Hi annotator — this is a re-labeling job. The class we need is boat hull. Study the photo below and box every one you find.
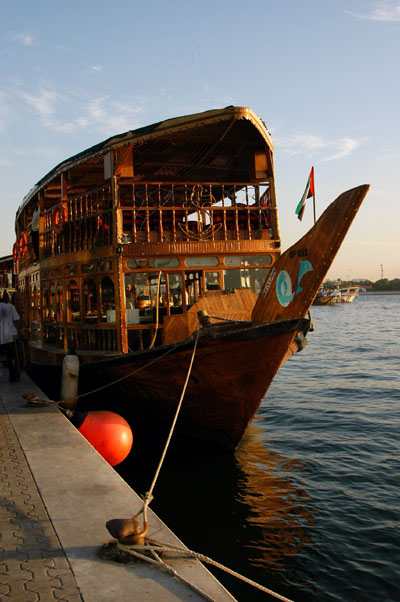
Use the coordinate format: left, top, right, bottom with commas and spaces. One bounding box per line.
312, 294, 340, 306
27, 318, 308, 450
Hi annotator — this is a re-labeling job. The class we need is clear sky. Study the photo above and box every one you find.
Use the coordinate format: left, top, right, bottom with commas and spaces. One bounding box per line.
1, 0, 399, 281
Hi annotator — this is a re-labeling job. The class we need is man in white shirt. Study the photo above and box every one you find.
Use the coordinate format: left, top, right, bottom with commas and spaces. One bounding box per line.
0, 292, 20, 382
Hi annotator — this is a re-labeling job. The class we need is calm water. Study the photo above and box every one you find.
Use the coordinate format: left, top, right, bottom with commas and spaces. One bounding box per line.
117, 295, 400, 601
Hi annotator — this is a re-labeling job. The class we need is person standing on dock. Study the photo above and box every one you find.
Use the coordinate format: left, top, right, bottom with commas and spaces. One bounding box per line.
0, 291, 20, 382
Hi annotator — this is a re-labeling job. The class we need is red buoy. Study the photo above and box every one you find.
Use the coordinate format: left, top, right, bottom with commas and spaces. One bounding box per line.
78, 411, 133, 466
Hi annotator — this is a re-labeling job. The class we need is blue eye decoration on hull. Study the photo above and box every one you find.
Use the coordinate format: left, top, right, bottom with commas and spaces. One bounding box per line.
296, 260, 313, 293
276, 259, 314, 307
276, 270, 294, 307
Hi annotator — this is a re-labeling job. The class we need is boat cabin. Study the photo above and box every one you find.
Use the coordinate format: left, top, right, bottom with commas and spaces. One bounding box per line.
13, 107, 281, 359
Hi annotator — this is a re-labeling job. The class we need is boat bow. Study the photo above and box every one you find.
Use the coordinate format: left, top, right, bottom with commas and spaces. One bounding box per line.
252, 184, 369, 324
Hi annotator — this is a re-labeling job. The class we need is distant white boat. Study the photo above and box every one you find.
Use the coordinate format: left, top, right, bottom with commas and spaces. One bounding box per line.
338, 286, 360, 303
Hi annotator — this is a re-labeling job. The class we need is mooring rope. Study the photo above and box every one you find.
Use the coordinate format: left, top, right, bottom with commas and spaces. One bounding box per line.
75, 340, 178, 402
117, 538, 294, 602
118, 543, 216, 602
24, 341, 181, 410
149, 270, 162, 349
208, 315, 248, 323
140, 327, 200, 525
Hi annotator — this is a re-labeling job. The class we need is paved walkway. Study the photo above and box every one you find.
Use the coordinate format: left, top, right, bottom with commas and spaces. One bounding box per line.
0, 365, 236, 602
0, 394, 82, 601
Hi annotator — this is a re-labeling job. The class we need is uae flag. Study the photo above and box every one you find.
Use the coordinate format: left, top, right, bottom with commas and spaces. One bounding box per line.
295, 167, 315, 221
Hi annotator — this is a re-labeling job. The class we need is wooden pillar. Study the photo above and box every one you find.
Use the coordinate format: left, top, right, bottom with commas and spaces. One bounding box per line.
112, 162, 128, 354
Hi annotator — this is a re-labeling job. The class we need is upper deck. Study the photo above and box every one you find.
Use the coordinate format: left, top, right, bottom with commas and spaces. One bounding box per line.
13, 107, 281, 355
15, 106, 279, 268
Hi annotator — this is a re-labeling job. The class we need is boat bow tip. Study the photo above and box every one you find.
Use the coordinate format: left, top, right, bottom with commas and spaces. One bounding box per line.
251, 184, 370, 325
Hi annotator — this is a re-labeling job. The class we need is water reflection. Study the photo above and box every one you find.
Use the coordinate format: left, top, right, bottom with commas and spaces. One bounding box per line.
117, 421, 314, 600
235, 423, 314, 575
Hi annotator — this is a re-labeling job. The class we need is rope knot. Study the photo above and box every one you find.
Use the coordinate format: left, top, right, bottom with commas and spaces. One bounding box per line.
142, 491, 154, 507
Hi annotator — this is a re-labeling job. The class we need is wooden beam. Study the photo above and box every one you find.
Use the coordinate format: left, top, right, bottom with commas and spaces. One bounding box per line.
114, 144, 134, 177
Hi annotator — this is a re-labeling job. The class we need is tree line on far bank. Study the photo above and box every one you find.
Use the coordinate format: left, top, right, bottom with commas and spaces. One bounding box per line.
324, 278, 400, 292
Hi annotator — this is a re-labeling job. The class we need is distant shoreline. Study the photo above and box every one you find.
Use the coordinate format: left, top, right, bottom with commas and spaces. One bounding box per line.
360, 291, 400, 295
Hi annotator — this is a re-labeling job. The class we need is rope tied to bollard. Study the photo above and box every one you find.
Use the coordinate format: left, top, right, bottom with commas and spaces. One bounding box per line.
114, 538, 294, 602
102, 327, 294, 601
106, 327, 200, 545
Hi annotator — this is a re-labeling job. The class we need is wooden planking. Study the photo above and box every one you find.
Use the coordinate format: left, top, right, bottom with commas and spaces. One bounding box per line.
78, 323, 301, 449
163, 289, 257, 344
189, 289, 257, 317
163, 313, 190, 345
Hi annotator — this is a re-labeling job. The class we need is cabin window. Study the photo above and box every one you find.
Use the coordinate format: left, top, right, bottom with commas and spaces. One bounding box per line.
50, 283, 57, 320
30, 286, 35, 312
34, 284, 40, 321
136, 272, 153, 317
150, 272, 168, 312
224, 255, 272, 266
168, 273, 183, 311
82, 263, 96, 274
152, 257, 180, 268
83, 278, 98, 323
124, 272, 169, 322
101, 276, 116, 323
67, 279, 81, 322
125, 275, 135, 308
56, 284, 63, 321
185, 257, 219, 268
30, 284, 40, 322
205, 272, 221, 290
124, 273, 150, 315
223, 268, 270, 294
35, 285, 40, 311
42, 286, 50, 320
65, 265, 78, 276
126, 257, 179, 269
99, 260, 112, 272
124, 274, 140, 324
30, 318, 41, 342
126, 259, 148, 270
185, 271, 202, 306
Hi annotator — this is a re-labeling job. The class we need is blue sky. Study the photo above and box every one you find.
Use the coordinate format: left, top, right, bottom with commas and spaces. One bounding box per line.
1, 0, 399, 281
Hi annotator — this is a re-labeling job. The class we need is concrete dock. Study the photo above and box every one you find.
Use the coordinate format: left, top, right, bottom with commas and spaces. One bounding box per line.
0, 368, 236, 601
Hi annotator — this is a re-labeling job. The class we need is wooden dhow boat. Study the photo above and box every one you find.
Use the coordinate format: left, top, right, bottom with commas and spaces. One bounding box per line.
13, 106, 369, 449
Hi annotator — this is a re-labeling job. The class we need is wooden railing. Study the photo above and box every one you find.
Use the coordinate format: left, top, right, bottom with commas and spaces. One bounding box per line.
16, 182, 275, 267
42, 324, 64, 348
118, 182, 275, 243
42, 323, 118, 352
42, 185, 113, 257
66, 326, 118, 352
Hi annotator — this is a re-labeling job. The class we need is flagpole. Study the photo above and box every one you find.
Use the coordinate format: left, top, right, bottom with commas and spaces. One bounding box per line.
295, 167, 316, 222
312, 166, 316, 224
